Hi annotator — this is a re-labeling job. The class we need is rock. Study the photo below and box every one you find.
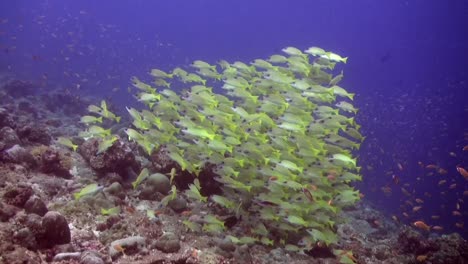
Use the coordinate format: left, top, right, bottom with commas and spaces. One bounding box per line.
154, 232, 180, 253
13, 227, 37, 250
54, 243, 75, 254
1, 79, 35, 98
3, 185, 34, 207
24, 196, 48, 216
18, 100, 35, 113
30, 146, 72, 178
17, 125, 51, 145
0, 126, 21, 151
168, 197, 187, 213
0, 201, 18, 221
42, 211, 71, 245
147, 173, 171, 194
80, 138, 140, 178
17, 212, 45, 248
109, 236, 146, 260
218, 237, 236, 252
139, 186, 160, 201
52, 252, 81, 262
103, 182, 124, 199
233, 245, 252, 263
0, 107, 16, 128
0, 144, 35, 165
0, 246, 41, 263
80, 251, 105, 264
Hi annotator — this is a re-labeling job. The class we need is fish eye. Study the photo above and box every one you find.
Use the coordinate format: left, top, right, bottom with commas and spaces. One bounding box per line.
319, 120, 325, 123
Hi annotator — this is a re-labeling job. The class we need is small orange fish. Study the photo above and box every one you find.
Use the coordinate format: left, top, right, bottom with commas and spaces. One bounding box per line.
415, 198, 424, 204
413, 221, 430, 231
154, 210, 164, 216
432, 226, 444, 231
191, 248, 199, 259
438, 180, 447, 186
437, 168, 448, 175
426, 164, 438, 169
113, 244, 126, 256
456, 166, 468, 179
125, 206, 136, 214
412, 206, 423, 212
401, 188, 411, 196
463, 190, 468, 196
397, 163, 404, 171
431, 215, 440, 220
181, 210, 192, 216
269, 176, 278, 181
402, 212, 409, 218
455, 222, 464, 229
416, 255, 428, 262
392, 174, 399, 185
452, 210, 462, 216
381, 186, 392, 195
372, 219, 381, 227
449, 183, 457, 189
463, 145, 468, 151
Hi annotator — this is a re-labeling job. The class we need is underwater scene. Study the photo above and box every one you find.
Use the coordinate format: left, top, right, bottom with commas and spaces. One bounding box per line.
0, 1, 467, 263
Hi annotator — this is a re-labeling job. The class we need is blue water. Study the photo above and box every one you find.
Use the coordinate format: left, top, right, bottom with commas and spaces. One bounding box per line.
1, 0, 467, 237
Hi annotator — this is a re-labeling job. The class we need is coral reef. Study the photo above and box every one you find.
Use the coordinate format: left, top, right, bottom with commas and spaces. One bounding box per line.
0, 47, 466, 264
79, 137, 140, 177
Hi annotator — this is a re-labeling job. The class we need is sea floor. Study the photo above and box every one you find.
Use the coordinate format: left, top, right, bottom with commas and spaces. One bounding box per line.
0, 78, 466, 264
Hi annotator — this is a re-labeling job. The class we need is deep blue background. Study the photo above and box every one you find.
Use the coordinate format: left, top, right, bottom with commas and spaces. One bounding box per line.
1, 0, 467, 236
